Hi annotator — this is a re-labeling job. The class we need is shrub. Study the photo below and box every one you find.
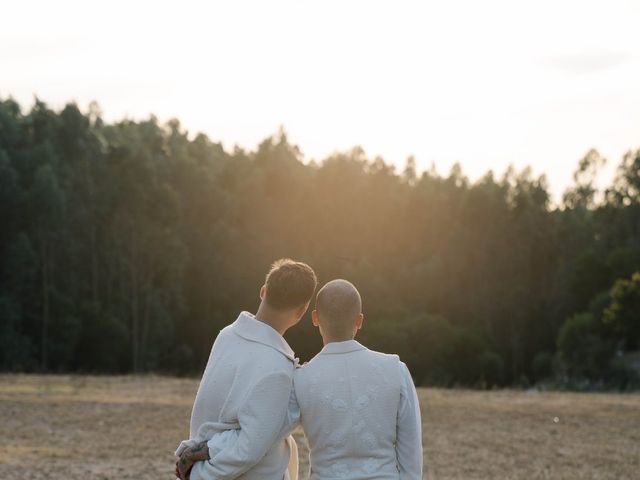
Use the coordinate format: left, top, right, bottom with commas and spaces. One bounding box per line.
557, 312, 613, 380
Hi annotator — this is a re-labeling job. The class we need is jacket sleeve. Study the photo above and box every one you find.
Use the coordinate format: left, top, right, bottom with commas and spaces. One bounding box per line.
396, 361, 423, 479
194, 371, 293, 480
280, 384, 301, 437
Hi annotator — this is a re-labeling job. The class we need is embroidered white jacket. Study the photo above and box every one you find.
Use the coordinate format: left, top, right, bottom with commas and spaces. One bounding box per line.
292, 340, 423, 480
186, 311, 298, 480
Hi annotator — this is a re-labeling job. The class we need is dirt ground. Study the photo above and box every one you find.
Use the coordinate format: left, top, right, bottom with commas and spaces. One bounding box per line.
0, 374, 638, 480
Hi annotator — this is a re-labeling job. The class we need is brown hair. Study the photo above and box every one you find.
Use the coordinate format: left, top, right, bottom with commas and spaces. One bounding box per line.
264, 258, 317, 310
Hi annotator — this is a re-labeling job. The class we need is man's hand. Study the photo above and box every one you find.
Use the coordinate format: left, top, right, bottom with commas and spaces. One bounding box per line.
176, 441, 209, 480
176, 455, 192, 480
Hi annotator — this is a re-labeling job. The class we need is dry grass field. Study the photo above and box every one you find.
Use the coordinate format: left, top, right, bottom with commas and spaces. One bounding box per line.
0, 374, 638, 480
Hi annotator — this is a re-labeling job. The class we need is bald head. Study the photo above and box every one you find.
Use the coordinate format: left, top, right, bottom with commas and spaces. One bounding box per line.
315, 279, 362, 339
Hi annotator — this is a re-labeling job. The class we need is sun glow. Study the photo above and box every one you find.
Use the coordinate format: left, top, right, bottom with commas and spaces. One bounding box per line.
2, 0, 639, 199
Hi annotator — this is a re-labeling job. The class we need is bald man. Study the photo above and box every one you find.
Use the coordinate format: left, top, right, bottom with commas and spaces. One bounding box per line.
292, 279, 423, 480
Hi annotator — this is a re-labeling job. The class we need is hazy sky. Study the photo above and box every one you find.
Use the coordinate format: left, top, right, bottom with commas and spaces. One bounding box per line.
2, 0, 639, 199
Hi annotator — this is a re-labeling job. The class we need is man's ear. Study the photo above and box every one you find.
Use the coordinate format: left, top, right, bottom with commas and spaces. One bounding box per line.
311, 310, 320, 327
355, 313, 364, 330
259, 285, 266, 300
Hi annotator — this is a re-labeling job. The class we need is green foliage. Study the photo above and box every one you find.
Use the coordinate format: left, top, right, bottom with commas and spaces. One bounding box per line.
73, 307, 129, 372
532, 351, 553, 381
569, 251, 611, 311
0, 97, 639, 388
557, 313, 613, 380
607, 149, 640, 205
607, 247, 640, 280
603, 272, 640, 350
607, 354, 640, 390
562, 149, 606, 210
0, 296, 36, 371
361, 312, 501, 387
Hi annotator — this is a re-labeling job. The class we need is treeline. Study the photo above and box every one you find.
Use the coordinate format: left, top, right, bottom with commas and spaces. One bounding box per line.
0, 98, 639, 389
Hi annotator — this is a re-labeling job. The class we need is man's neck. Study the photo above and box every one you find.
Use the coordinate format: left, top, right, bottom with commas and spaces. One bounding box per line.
254, 303, 291, 336
322, 336, 355, 346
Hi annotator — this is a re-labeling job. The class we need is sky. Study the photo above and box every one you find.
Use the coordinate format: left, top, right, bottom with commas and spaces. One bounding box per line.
1, 0, 639, 200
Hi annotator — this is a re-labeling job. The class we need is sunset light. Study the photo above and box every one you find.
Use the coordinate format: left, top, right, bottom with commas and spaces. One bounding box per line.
3, 0, 639, 198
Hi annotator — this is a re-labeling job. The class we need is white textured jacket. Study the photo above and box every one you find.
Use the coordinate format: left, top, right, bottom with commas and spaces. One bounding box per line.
293, 340, 423, 480
187, 311, 298, 480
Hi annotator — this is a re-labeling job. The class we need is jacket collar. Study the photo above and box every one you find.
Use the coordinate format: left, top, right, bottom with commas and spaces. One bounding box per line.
232, 311, 296, 361
319, 339, 367, 355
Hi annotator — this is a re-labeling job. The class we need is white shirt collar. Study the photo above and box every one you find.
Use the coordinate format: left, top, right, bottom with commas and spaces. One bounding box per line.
319, 339, 367, 355
232, 311, 296, 361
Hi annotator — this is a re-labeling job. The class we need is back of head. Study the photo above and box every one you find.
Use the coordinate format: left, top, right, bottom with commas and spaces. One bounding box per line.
315, 279, 362, 337
264, 258, 318, 311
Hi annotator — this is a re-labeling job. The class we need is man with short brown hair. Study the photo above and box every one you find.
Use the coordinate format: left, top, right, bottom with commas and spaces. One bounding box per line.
263, 258, 318, 311
176, 258, 317, 480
